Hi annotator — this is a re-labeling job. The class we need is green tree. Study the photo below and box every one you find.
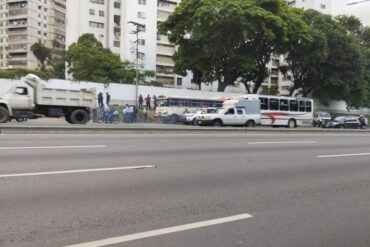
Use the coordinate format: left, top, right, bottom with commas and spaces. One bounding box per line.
160, 0, 310, 92
66, 34, 155, 84
31, 42, 51, 71
282, 10, 369, 108
240, 0, 311, 93
160, 0, 256, 92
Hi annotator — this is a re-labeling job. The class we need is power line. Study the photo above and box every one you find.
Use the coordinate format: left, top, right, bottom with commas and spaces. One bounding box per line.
347, 0, 370, 5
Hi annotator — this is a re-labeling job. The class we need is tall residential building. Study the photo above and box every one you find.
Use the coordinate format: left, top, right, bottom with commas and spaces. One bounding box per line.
0, 0, 66, 70
66, 0, 185, 88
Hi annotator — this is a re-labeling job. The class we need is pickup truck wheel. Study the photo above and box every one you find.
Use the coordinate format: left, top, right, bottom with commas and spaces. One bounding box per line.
213, 119, 222, 127
246, 120, 255, 128
69, 109, 89, 124
0, 106, 10, 123
192, 118, 198, 125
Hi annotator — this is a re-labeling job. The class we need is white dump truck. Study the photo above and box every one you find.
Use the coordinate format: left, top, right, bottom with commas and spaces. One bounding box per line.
0, 74, 96, 124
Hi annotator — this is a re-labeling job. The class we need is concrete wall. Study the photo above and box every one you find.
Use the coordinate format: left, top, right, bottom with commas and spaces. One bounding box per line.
1, 77, 368, 114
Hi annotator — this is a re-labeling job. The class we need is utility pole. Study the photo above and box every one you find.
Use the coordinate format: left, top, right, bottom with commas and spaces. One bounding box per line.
128, 21, 145, 107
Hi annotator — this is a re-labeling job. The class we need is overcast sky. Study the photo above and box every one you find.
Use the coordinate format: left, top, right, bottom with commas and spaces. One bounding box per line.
333, 0, 370, 25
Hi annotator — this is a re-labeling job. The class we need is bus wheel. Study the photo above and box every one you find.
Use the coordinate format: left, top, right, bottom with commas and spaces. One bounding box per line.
213, 119, 223, 127
287, 119, 296, 128
246, 120, 255, 128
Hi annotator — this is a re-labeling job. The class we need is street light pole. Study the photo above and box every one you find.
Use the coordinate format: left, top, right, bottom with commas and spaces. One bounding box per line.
128, 21, 145, 107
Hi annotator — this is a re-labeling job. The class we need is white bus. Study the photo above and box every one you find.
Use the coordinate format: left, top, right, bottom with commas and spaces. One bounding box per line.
241, 94, 313, 128
156, 96, 225, 123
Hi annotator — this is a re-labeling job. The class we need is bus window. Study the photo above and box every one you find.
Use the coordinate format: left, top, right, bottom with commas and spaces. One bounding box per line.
158, 99, 168, 107
299, 101, 305, 112
260, 97, 268, 110
305, 101, 312, 112
180, 100, 190, 107
169, 99, 179, 106
280, 99, 289, 111
191, 100, 201, 107
269, 98, 279, 111
216, 103, 223, 108
290, 100, 298, 111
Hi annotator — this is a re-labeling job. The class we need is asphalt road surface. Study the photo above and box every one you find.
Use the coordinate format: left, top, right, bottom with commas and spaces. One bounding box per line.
1, 132, 370, 247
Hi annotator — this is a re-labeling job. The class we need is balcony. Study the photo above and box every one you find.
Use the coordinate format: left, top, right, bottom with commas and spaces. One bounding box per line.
8, 19, 28, 28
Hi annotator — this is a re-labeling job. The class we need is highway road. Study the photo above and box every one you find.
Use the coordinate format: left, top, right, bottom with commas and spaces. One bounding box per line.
1, 132, 370, 247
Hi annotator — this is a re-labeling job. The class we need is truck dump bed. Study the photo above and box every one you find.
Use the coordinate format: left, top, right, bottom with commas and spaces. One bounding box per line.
24, 74, 96, 108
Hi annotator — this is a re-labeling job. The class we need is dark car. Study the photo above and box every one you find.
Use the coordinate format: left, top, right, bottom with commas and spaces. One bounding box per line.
322, 116, 360, 129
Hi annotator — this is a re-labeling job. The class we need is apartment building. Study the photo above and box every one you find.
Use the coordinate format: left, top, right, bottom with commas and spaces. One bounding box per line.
0, 0, 66, 70
66, 0, 185, 88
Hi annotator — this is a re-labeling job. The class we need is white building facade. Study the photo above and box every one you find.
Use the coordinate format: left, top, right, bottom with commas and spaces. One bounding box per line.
66, 0, 190, 88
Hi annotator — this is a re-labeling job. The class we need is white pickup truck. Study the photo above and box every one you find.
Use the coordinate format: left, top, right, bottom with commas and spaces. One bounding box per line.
196, 99, 261, 127
0, 74, 96, 124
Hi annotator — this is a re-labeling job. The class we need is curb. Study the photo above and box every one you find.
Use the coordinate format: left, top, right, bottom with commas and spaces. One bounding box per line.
1, 126, 369, 134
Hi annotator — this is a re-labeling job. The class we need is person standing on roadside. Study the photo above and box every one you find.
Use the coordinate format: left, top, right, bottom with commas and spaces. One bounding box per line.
153, 95, 158, 111
139, 94, 143, 109
145, 94, 151, 110
98, 92, 103, 108
133, 106, 138, 123
106, 92, 111, 106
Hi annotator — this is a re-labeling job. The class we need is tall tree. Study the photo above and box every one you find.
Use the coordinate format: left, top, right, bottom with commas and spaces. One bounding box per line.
282, 10, 369, 108
160, 0, 256, 92
31, 42, 51, 71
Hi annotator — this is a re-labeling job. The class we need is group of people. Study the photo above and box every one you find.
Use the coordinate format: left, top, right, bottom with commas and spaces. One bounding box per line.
92, 92, 156, 124
138, 94, 158, 110
122, 105, 139, 123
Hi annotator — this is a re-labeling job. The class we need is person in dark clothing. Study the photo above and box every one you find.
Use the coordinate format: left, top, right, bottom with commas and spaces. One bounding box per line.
145, 94, 151, 110
153, 95, 158, 110
139, 94, 144, 109
98, 92, 103, 108
106, 92, 111, 106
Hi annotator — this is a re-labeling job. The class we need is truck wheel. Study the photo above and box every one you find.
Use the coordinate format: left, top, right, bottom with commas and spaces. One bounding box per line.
69, 109, 89, 124
213, 119, 222, 127
0, 106, 10, 123
246, 120, 255, 128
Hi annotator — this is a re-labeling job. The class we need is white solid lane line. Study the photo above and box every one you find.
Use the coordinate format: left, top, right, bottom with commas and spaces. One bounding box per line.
0, 145, 106, 150
317, 153, 370, 158
64, 213, 253, 247
0, 165, 155, 178
248, 141, 317, 145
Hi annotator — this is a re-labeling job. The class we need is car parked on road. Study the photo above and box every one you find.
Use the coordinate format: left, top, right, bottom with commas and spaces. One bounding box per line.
312, 111, 331, 127
183, 108, 218, 125
322, 116, 360, 129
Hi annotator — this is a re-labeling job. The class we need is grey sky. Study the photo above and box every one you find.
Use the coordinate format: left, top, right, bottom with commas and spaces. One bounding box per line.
333, 0, 370, 25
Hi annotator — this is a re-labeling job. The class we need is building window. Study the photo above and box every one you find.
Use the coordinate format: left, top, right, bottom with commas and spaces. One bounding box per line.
90, 0, 104, 4
138, 39, 145, 46
177, 78, 182, 86
138, 52, 145, 60
114, 2, 121, 9
114, 41, 120, 47
89, 21, 104, 28
99, 10, 104, 17
320, 4, 326, 9
89, 9, 95, 15
138, 11, 146, 19
138, 0, 146, 5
